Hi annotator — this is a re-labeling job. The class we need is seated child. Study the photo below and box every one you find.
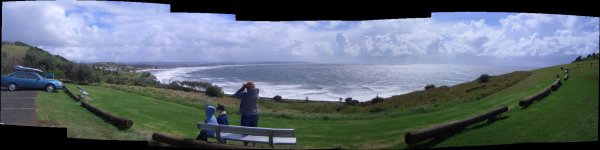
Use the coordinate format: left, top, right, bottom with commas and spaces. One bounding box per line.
216, 104, 229, 125
196, 105, 218, 141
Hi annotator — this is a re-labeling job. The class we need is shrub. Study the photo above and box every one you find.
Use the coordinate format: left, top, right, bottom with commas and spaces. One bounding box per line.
273, 95, 282, 101
370, 96, 385, 105
477, 74, 491, 83
206, 85, 224, 97
106, 77, 114, 84
345, 97, 353, 104
424, 84, 436, 90
369, 107, 384, 113
114, 77, 128, 85
572, 56, 582, 63
345, 97, 359, 105
180, 81, 213, 90
159, 81, 196, 92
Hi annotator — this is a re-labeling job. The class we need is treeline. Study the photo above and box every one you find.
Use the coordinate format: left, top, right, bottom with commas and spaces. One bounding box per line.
156, 80, 224, 97
2, 41, 225, 97
572, 52, 599, 63
1, 44, 99, 84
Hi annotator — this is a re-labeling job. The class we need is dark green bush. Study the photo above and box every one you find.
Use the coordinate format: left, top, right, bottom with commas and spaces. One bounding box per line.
478, 74, 491, 83
273, 95, 282, 101
424, 84, 436, 90
370, 96, 385, 105
345, 97, 359, 105
206, 85, 224, 97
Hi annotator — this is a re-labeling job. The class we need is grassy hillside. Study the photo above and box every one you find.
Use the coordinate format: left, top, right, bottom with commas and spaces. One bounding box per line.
2, 43, 75, 80
1, 45, 29, 74
35, 60, 598, 148
36, 90, 150, 141
99, 70, 531, 116
1, 42, 157, 85
430, 59, 598, 148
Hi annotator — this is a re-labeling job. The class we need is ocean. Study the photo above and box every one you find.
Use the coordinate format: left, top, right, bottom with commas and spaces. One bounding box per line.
140, 64, 534, 102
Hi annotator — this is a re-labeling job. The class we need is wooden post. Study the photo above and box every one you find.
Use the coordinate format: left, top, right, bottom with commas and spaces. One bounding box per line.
269, 131, 274, 148
216, 126, 223, 143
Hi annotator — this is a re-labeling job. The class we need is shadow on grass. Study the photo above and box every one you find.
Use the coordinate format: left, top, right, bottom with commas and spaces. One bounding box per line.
405, 116, 510, 149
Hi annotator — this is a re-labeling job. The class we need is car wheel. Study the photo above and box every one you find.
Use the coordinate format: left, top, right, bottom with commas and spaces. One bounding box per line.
46, 84, 55, 93
8, 83, 17, 91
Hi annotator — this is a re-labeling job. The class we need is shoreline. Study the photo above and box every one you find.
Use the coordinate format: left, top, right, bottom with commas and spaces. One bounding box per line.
144, 64, 535, 102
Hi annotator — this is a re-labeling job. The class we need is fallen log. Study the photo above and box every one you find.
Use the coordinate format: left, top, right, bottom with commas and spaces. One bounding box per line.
519, 88, 551, 107
405, 106, 508, 145
81, 102, 133, 130
550, 78, 562, 91
152, 132, 254, 149
63, 86, 81, 101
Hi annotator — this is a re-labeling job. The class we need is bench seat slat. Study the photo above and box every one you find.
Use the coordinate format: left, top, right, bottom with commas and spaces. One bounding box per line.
197, 123, 297, 145
273, 137, 296, 144
220, 133, 296, 144
271, 129, 295, 137
220, 125, 272, 136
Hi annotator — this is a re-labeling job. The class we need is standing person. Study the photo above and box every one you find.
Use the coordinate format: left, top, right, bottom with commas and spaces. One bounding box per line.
234, 81, 260, 127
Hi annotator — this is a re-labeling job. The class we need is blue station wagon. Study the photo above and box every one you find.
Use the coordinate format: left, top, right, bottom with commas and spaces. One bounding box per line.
1, 66, 63, 92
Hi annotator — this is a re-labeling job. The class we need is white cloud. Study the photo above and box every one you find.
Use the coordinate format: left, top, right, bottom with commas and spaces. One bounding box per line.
2, 1, 599, 65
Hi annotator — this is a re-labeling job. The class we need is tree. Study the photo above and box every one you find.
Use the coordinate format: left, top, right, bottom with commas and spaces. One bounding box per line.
572, 56, 582, 63
76, 64, 93, 84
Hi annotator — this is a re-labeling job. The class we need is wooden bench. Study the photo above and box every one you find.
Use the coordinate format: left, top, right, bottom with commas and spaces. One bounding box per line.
197, 123, 296, 148
76, 85, 90, 100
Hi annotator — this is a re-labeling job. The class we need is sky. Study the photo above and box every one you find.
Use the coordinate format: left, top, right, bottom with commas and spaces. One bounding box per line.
2, 1, 599, 67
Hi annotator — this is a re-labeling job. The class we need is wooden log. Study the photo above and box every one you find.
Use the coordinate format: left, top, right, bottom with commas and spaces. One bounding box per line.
81, 102, 133, 130
550, 78, 562, 91
519, 88, 551, 107
63, 86, 81, 102
152, 132, 254, 149
405, 106, 508, 145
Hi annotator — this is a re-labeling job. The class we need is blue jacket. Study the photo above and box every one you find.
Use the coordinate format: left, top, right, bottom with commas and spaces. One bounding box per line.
217, 112, 229, 125
203, 105, 218, 137
234, 88, 260, 115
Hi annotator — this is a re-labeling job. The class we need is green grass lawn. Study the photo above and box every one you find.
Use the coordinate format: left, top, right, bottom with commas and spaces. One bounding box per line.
431, 60, 599, 148
36, 60, 598, 149
36, 89, 150, 141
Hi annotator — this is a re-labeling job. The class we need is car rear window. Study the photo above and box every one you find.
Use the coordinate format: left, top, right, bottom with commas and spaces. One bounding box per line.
15, 73, 28, 78
26, 73, 39, 79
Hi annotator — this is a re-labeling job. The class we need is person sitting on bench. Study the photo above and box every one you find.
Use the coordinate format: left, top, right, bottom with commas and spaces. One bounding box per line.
196, 105, 218, 141
216, 104, 229, 125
